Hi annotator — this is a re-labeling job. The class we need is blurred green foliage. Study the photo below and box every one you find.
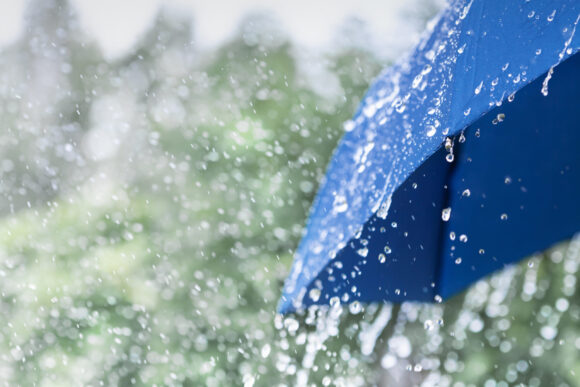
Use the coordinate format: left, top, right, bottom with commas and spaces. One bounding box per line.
0, 1, 579, 386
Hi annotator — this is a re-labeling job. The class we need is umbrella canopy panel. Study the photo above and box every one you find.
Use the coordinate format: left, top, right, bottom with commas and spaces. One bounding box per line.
280, 0, 580, 313
279, 52, 580, 313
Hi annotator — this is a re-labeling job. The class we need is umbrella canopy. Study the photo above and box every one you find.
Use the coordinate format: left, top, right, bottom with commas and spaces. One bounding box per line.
279, 0, 580, 313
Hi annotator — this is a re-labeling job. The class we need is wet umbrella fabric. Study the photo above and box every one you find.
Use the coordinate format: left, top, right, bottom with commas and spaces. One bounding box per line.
279, 0, 580, 313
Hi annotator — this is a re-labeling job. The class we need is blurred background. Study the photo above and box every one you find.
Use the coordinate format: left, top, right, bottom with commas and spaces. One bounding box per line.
1, 0, 579, 386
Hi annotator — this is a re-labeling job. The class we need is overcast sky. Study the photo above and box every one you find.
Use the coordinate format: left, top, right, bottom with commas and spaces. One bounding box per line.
0, 0, 437, 59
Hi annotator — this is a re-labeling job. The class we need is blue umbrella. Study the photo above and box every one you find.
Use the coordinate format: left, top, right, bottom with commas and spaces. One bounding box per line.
279, 0, 580, 313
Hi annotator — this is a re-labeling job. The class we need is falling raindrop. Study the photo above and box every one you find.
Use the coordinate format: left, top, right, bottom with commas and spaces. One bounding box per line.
357, 247, 369, 257
349, 301, 362, 314
378, 254, 386, 264
309, 288, 321, 302
329, 296, 341, 308
442, 207, 452, 221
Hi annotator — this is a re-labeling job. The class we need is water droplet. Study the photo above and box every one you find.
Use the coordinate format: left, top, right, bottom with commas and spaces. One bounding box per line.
441, 207, 452, 221
458, 132, 466, 143
444, 137, 453, 151
309, 288, 321, 302
378, 254, 386, 264
333, 194, 348, 213
356, 247, 369, 257
384, 246, 392, 254
391, 222, 398, 228
426, 126, 437, 137
547, 9, 556, 22
376, 196, 392, 219
508, 92, 516, 102
459, 234, 468, 243
474, 81, 483, 95
284, 317, 299, 333
500, 213, 508, 220
475, 128, 481, 137
455, 257, 462, 264
535, 48, 542, 56
424, 320, 435, 331
349, 301, 362, 314
479, 249, 485, 255
412, 182, 418, 189
394, 289, 401, 295
446, 153, 454, 163
528, 261, 534, 268
449, 231, 456, 240
434, 295, 443, 303
329, 297, 341, 308
462, 189, 471, 197
504, 176, 512, 184
343, 120, 356, 132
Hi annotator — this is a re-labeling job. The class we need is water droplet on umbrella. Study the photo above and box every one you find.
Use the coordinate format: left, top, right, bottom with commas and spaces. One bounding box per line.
378, 254, 386, 263
449, 231, 456, 240
474, 81, 483, 95
462, 189, 471, 197
329, 297, 340, 308
333, 194, 348, 213
455, 257, 462, 264
343, 120, 356, 132
446, 153, 454, 163
426, 126, 437, 137
504, 176, 512, 184
501, 213, 508, 220
384, 246, 392, 254
479, 249, 485, 255
442, 207, 452, 221
459, 234, 468, 242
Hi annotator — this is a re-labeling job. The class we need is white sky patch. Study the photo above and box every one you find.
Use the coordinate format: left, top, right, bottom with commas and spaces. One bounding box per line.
0, 0, 425, 59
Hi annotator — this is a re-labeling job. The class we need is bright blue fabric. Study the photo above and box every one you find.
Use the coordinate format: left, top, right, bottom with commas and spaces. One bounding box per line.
280, 0, 580, 313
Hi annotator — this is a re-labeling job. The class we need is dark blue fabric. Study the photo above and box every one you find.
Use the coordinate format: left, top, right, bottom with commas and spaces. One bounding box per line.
280, 0, 580, 313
